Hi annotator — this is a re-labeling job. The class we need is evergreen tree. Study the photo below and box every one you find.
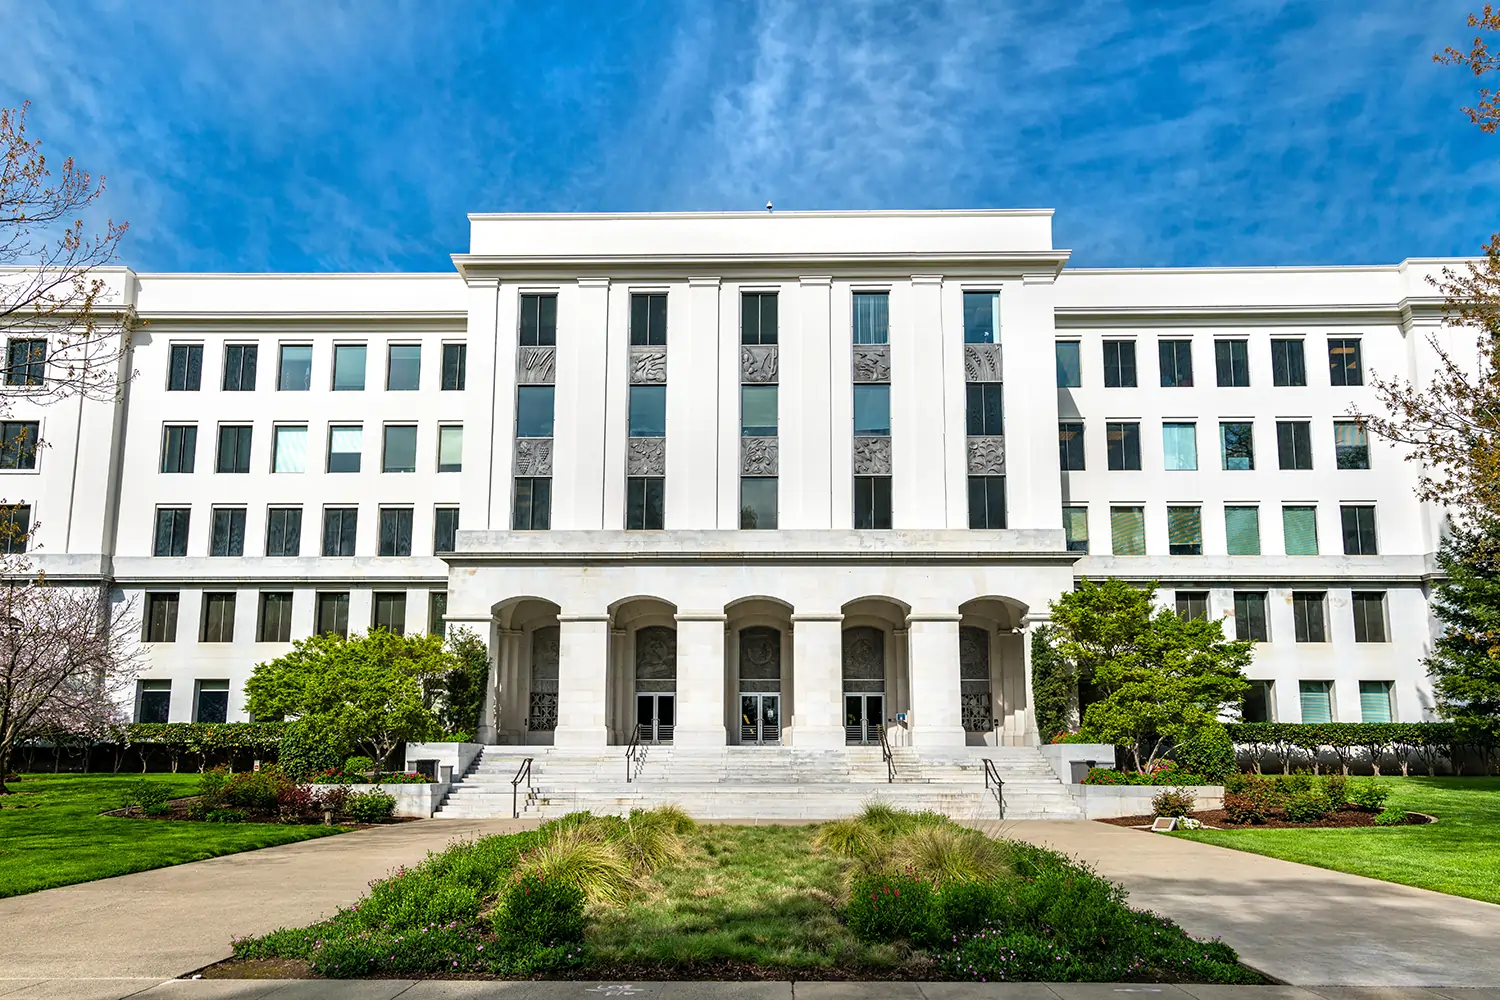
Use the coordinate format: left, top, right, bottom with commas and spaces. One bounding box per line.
1427, 521, 1500, 741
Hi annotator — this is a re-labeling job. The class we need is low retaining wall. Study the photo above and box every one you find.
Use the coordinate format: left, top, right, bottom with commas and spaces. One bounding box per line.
313, 782, 443, 819
1072, 784, 1225, 819
1038, 743, 1118, 784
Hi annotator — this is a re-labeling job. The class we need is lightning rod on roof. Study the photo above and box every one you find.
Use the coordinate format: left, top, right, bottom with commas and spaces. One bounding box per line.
766, 201, 773, 213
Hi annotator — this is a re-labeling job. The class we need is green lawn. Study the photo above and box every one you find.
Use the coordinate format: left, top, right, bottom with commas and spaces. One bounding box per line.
0, 773, 344, 898
1177, 776, 1500, 904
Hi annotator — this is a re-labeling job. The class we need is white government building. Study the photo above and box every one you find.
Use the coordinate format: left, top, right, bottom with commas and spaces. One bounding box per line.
3, 210, 1458, 758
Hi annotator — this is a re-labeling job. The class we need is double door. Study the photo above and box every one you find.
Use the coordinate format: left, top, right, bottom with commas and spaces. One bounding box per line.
845, 693, 884, 745
636, 693, 675, 744
740, 693, 781, 745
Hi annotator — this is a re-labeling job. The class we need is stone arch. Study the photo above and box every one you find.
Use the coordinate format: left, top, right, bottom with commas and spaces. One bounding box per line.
959, 595, 1031, 746
724, 596, 794, 745
609, 596, 678, 744
839, 596, 907, 745
490, 597, 562, 745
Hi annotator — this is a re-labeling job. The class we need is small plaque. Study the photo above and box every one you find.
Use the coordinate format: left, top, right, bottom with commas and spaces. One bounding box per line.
1150, 816, 1178, 832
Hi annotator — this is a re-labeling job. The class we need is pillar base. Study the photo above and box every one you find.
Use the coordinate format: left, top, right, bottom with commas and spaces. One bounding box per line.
789, 724, 846, 750
912, 725, 968, 748
553, 725, 609, 748
476, 724, 497, 745
671, 724, 727, 748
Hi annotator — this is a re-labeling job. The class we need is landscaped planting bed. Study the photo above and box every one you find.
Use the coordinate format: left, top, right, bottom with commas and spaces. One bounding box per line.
1097, 773, 1432, 829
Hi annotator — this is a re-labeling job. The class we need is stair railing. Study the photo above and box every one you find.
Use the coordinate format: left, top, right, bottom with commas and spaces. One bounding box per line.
878, 724, 896, 783
511, 757, 533, 820
982, 758, 1004, 819
625, 725, 647, 783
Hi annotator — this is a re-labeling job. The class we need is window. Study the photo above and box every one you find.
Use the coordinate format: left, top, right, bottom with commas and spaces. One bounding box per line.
1272, 339, 1306, 386
153, 508, 190, 557
144, 595, 179, 643
626, 477, 664, 530
0, 504, 30, 554
1292, 593, 1328, 643
1329, 338, 1363, 386
854, 384, 892, 436
965, 384, 1002, 436
258, 592, 293, 642
1110, 506, 1146, 555
379, 508, 414, 556
136, 680, 172, 723
437, 425, 463, 473
1220, 422, 1254, 470
740, 478, 777, 529
272, 425, 307, 473
222, 344, 257, 391
1058, 422, 1085, 471
168, 344, 202, 391
1215, 339, 1250, 387
962, 291, 1000, 344
852, 292, 889, 344
1063, 507, 1089, 553
1225, 506, 1261, 555
265, 507, 302, 557
387, 344, 421, 390
855, 476, 893, 529
513, 478, 552, 530
516, 386, 555, 437
332, 344, 366, 391
1102, 340, 1137, 387
1055, 341, 1081, 388
1353, 592, 1388, 642
194, 680, 230, 724
216, 425, 252, 474
1242, 679, 1274, 722
160, 425, 197, 474
1300, 680, 1333, 722
1167, 506, 1202, 555
1175, 591, 1209, 620
1334, 421, 1370, 469
741, 385, 778, 436
741, 292, 778, 345
519, 294, 558, 346
1106, 422, 1141, 470
327, 425, 362, 473
322, 507, 358, 556
1359, 680, 1394, 722
1234, 593, 1269, 642
382, 425, 418, 473
1159, 340, 1193, 387
209, 508, 245, 557
1341, 505, 1378, 555
967, 476, 1006, 529
277, 345, 312, 391
0, 421, 39, 469
1162, 423, 1197, 471
1283, 505, 1319, 555
316, 592, 350, 637
200, 593, 236, 643
1276, 420, 1313, 470
372, 592, 406, 634
428, 591, 449, 637
434, 506, 459, 553
441, 343, 467, 390
628, 385, 666, 437
5, 338, 46, 386
631, 293, 668, 346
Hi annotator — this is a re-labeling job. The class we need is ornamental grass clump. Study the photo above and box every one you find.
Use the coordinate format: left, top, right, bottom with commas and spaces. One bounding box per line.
878, 824, 1013, 887
813, 818, 881, 860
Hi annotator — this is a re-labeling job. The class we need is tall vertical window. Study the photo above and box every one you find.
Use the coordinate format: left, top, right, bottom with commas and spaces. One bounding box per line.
1167, 506, 1202, 555
0, 421, 38, 470
968, 476, 1006, 529
1058, 422, 1085, 471
372, 592, 407, 634
277, 344, 312, 391
1276, 420, 1313, 470
1283, 505, 1319, 555
1328, 338, 1363, 386
852, 292, 889, 344
153, 508, 190, 557
740, 386, 778, 436
222, 344, 257, 391
631, 293, 668, 345
1271, 339, 1306, 386
1225, 506, 1261, 555
1063, 506, 1089, 553
1106, 422, 1141, 471
1214, 339, 1250, 387
1055, 341, 1081, 387
741, 292, 778, 345
428, 591, 449, 637
1341, 505, 1378, 555
962, 291, 999, 344
434, 506, 459, 553
4, 338, 46, 386
1110, 506, 1146, 555
964, 384, 1002, 436
200, 593, 236, 643
0, 504, 30, 554
1334, 421, 1370, 469
378, 507, 414, 556
322, 507, 358, 556
215, 425, 252, 474
387, 345, 421, 390
1102, 340, 1137, 387
740, 478, 777, 529
855, 476, 893, 529
332, 344, 366, 391
629, 385, 667, 436
265, 507, 302, 557
1159, 340, 1193, 387
1359, 680, 1394, 722
1234, 593, 1269, 642
437, 425, 463, 473
855, 384, 892, 436
513, 478, 552, 530
168, 344, 202, 391
272, 425, 307, 473
144, 595, 179, 643
519, 294, 558, 346
1162, 423, 1197, 471
1220, 422, 1254, 470
1292, 594, 1328, 643
135, 680, 172, 722
258, 592, 294, 642
441, 343, 467, 390
626, 477, 664, 530
327, 425, 362, 472
160, 425, 197, 474
1242, 679, 1274, 721
194, 680, 230, 724
516, 386, 556, 437
316, 592, 350, 637
1175, 591, 1209, 620
1299, 679, 1333, 722
1352, 592, 1388, 643
382, 425, 418, 473
209, 507, 245, 557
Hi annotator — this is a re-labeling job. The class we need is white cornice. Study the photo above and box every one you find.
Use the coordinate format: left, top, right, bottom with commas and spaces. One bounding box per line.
1054, 297, 1447, 329
466, 209, 1057, 221
453, 251, 1073, 283
138, 310, 468, 333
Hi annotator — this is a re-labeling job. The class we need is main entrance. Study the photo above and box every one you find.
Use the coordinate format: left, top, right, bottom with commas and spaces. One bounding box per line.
844, 692, 883, 745
637, 692, 675, 744
736, 626, 782, 746
633, 625, 677, 745
841, 626, 886, 745
740, 693, 780, 744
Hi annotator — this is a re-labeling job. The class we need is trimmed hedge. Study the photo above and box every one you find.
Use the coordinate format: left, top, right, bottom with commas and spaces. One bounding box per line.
1226, 722, 1496, 776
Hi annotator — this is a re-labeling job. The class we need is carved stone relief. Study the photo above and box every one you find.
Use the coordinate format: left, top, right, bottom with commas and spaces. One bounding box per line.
629, 347, 667, 384
517, 346, 557, 384
634, 626, 677, 692
851, 344, 891, 383
966, 436, 1006, 475
852, 436, 892, 475
741, 345, 779, 383
514, 437, 554, 476
963, 344, 1003, 383
741, 437, 778, 475
959, 626, 991, 679
738, 626, 781, 692
841, 626, 885, 692
626, 437, 666, 476
528, 625, 560, 731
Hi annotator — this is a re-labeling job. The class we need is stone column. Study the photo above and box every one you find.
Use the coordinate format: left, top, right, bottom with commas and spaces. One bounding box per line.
1018, 614, 1046, 746
790, 613, 845, 748
477, 621, 501, 744
553, 614, 610, 747
674, 613, 728, 747
609, 626, 627, 744
892, 627, 910, 747
892, 275, 950, 528
553, 277, 611, 528
907, 613, 966, 747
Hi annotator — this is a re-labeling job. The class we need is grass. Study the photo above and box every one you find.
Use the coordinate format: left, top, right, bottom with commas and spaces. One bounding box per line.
0, 772, 345, 898
1176, 776, 1500, 904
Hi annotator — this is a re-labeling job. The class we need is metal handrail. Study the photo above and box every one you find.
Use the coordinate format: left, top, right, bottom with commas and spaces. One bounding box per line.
982, 758, 1004, 819
511, 757, 533, 819
878, 724, 896, 783
625, 725, 647, 783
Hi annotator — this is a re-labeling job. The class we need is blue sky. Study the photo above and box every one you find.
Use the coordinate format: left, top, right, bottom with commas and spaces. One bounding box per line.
2, 0, 1495, 272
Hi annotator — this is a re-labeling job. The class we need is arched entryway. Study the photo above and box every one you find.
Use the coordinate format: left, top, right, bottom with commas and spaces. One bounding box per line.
608, 596, 678, 745
959, 595, 1029, 746
840, 597, 909, 746
491, 597, 562, 746
725, 597, 793, 746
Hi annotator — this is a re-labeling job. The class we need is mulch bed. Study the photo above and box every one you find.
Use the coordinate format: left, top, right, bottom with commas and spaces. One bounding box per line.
1100, 806, 1434, 830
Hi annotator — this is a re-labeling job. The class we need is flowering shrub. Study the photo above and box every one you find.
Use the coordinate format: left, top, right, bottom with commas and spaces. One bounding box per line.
846, 874, 933, 943
1082, 766, 1214, 786
346, 789, 397, 824
1223, 791, 1268, 825
1349, 779, 1393, 810
1150, 787, 1196, 818
224, 767, 293, 813
492, 874, 586, 947
1049, 730, 1095, 745
277, 783, 318, 822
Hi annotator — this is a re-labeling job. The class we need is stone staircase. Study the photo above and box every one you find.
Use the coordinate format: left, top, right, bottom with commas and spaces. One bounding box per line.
434, 743, 1083, 821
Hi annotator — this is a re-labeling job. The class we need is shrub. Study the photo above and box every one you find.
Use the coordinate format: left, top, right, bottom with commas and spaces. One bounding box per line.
343, 755, 375, 778
1274, 773, 1314, 796
1223, 791, 1268, 824
1374, 806, 1409, 826
846, 873, 933, 943
1173, 723, 1236, 782
1349, 779, 1393, 811
492, 873, 586, 947
1281, 790, 1331, 823
121, 779, 173, 816
346, 789, 397, 824
277, 783, 317, 822
277, 721, 350, 781
1151, 787, 1196, 818
855, 801, 947, 837
197, 766, 230, 808
224, 767, 291, 813
314, 784, 349, 816
1322, 773, 1349, 812
924, 879, 1002, 946
881, 825, 1012, 887
205, 808, 247, 823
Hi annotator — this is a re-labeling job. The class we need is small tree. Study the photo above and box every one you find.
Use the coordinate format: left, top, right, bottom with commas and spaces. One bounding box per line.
431, 626, 489, 737
1426, 520, 1500, 742
1029, 624, 1074, 740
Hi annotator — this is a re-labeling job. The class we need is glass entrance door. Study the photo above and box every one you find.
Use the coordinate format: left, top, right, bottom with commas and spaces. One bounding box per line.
844, 693, 884, 745
739, 693, 780, 745
636, 693, 675, 744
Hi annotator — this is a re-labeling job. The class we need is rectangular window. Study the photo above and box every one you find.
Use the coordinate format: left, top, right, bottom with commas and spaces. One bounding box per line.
1063, 506, 1089, 553
1276, 420, 1313, 470
209, 507, 246, 557
852, 291, 889, 345
1159, 340, 1193, 387
1215, 339, 1250, 387
629, 385, 667, 437
387, 344, 421, 390
222, 344, 257, 391
382, 425, 418, 473
168, 344, 202, 391
625, 477, 664, 530
153, 508, 190, 557
962, 291, 1000, 345
1341, 505, 1378, 555
1058, 422, 1085, 471
429, 591, 449, 637
1272, 339, 1306, 386
1293, 593, 1328, 643
967, 476, 1007, 529
216, 425, 252, 474
327, 424, 362, 473
0, 421, 38, 470
740, 477, 777, 529
1167, 506, 1202, 555
5, 338, 46, 386
265, 506, 302, 557
630, 292, 669, 346
194, 680, 230, 724
1300, 680, 1333, 722
855, 475, 893, 529
1234, 593, 1269, 642
437, 425, 463, 473
332, 344, 366, 391
854, 384, 892, 436
316, 591, 350, 637
272, 425, 307, 474
1329, 338, 1363, 386
378, 507, 414, 556
519, 294, 558, 346
1225, 506, 1261, 555
1353, 592, 1388, 643
1242, 679, 1274, 722
135, 680, 172, 722
964, 384, 1003, 436
512, 477, 552, 530
1220, 422, 1254, 470
741, 292, 778, 345
200, 593, 236, 643
1359, 680, 1394, 722
1055, 341, 1081, 388
1283, 505, 1319, 555
322, 507, 358, 556
144, 595, 179, 643
1102, 340, 1137, 387
1162, 422, 1197, 471
434, 506, 459, 553
372, 592, 407, 634
741, 385, 778, 436
0, 504, 30, 554
1110, 506, 1146, 555
1106, 422, 1141, 470
516, 385, 556, 437
277, 344, 312, 391
258, 592, 294, 642
1334, 421, 1370, 469
1175, 591, 1209, 621
160, 424, 197, 474
441, 343, 467, 390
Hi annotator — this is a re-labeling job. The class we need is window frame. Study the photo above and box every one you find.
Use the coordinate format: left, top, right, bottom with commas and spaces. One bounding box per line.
1110, 505, 1147, 556
1161, 422, 1198, 471
433, 506, 460, 553
1224, 505, 1261, 556
962, 291, 1000, 345
327, 424, 362, 473
1220, 421, 1255, 471
1352, 591, 1388, 643
167, 343, 203, 392
265, 506, 303, 557
1292, 592, 1328, 643
1341, 504, 1378, 556
964, 383, 1002, 437
1058, 422, 1085, 471
316, 591, 351, 637
854, 383, 893, 437
208, 506, 246, 557
436, 424, 463, 473
739, 476, 778, 529
377, 506, 415, 557
1276, 420, 1314, 471
967, 475, 1007, 529
153, 507, 191, 557
276, 343, 313, 392
852, 291, 889, 345
1334, 420, 1370, 469
1158, 339, 1193, 387
1174, 590, 1210, 621
1167, 505, 1203, 556
1055, 341, 1082, 388
271, 424, 308, 474
1063, 506, 1089, 553
519, 293, 558, 347
628, 384, 667, 438
1102, 340, 1137, 388
381, 424, 419, 474
160, 424, 197, 474
322, 506, 358, 557
1105, 421, 1141, 471
630, 293, 669, 346
222, 343, 258, 392
515, 385, 556, 438
0, 503, 30, 555
1271, 338, 1306, 387
1214, 339, 1250, 387
512, 477, 552, 531
215, 424, 253, 474
440, 342, 468, 391
143, 594, 180, 643
257, 592, 294, 643
200, 592, 237, 643
854, 475, 893, 529
741, 291, 779, 346
1234, 592, 1269, 642
625, 476, 665, 530
740, 385, 778, 437
0, 420, 40, 471
4, 337, 47, 387
332, 343, 367, 391
1328, 338, 1364, 386
193, 680, 231, 724
372, 591, 407, 635
386, 343, 422, 391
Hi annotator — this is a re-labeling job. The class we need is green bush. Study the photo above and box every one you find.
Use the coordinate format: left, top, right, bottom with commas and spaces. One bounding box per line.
277, 721, 351, 781
348, 831, 542, 931
343, 755, 375, 777
923, 880, 1001, 946
1082, 765, 1214, 786
1374, 806, 1409, 826
205, 808, 247, 823
1322, 773, 1350, 811
1173, 723, 1236, 782
1274, 773, 1314, 796
1281, 790, 1331, 823
224, 767, 291, 813
846, 874, 933, 943
1222, 791, 1266, 824
120, 779, 173, 816
346, 789, 396, 823
492, 873, 586, 948
1349, 779, 1392, 810
1151, 787, 1196, 817
197, 766, 230, 808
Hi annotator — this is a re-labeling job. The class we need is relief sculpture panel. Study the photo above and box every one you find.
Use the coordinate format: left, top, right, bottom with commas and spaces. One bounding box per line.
741, 437, 778, 475
514, 437, 554, 476
741, 345, 779, 383
626, 437, 666, 476
517, 346, 557, 384
851, 345, 891, 383
963, 344, 1003, 383
629, 347, 667, 384
966, 436, 1006, 475
852, 436, 892, 475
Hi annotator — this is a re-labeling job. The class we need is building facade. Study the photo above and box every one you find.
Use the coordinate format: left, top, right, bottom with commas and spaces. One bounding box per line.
1, 211, 1461, 747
